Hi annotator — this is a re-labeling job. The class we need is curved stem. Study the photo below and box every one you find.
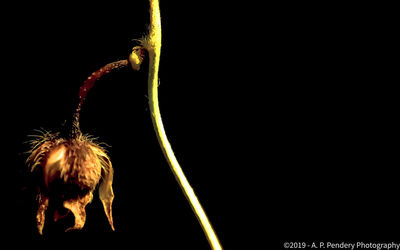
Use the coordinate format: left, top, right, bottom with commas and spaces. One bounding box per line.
72, 59, 128, 137
142, 0, 222, 249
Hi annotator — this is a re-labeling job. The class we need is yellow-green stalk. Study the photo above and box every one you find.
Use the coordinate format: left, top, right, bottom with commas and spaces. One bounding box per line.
133, 1, 223, 249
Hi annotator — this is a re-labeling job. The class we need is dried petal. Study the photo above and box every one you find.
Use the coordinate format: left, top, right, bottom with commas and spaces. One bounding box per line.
36, 192, 49, 235
63, 192, 93, 232
99, 165, 115, 230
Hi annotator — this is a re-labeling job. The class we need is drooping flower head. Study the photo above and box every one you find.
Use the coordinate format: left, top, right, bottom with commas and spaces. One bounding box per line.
26, 60, 129, 234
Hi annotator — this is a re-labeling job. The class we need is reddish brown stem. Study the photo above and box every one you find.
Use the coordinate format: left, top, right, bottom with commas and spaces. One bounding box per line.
73, 60, 129, 136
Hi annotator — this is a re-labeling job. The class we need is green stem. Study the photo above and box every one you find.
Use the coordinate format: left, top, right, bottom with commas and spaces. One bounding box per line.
139, 0, 223, 249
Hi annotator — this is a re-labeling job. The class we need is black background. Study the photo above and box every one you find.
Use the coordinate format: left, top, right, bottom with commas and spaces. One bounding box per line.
1, 1, 396, 249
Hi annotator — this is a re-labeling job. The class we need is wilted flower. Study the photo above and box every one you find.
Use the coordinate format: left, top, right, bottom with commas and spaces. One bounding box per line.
27, 131, 115, 234
25, 60, 130, 234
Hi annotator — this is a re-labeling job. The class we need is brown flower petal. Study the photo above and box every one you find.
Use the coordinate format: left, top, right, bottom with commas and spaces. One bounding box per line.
36, 192, 49, 235
63, 192, 93, 232
99, 164, 115, 231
